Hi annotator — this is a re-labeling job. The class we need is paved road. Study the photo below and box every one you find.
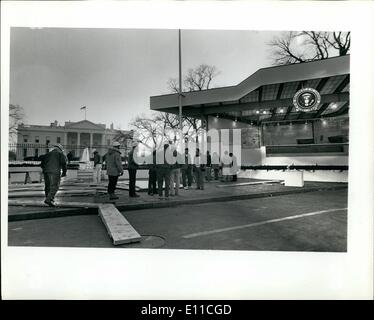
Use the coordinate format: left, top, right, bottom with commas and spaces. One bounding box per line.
8, 189, 347, 252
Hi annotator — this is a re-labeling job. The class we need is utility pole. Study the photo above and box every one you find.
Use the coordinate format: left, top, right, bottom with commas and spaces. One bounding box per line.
178, 29, 183, 132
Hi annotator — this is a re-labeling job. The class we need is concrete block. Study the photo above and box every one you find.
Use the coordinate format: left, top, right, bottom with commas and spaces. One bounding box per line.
284, 171, 304, 187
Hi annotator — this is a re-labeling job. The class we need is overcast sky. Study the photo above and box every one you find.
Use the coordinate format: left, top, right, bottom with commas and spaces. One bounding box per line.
10, 28, 282, 129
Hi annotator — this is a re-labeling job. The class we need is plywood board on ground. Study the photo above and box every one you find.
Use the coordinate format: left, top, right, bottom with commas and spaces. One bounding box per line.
98, 204, 141, 245
216, 180, 281, 188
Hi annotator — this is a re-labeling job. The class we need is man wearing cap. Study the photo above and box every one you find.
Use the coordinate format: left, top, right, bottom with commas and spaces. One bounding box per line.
127, 141, 140, 198
105, 141, 123, 200
40, 143, 67, 207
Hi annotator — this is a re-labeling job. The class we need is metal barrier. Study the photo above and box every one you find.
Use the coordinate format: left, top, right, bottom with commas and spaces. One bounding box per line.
8, 143, 129, 161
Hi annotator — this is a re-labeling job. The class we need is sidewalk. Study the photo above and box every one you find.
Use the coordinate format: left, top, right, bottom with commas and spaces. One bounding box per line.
8, 179, 347, 221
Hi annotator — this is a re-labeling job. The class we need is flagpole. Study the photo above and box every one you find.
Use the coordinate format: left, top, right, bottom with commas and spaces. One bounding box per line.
178, 29, 183, 132
81, 106, 87, 120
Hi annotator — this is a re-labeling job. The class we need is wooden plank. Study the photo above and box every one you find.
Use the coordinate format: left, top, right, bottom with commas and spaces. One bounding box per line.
8, 181, 134, 191
9, 183, 46, 188
9, 186, 107, 192
8, 185, 132, 194
8, 199, 99, 208
216, 180, 281, 188
8, 189, 97, 198
9, 167, 42, 173
98, 204, 141, 245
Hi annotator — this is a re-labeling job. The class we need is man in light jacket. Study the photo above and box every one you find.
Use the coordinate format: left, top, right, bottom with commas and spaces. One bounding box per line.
221, 150, 231, 182
169, 146, 182, 196
104, 141, 123, 200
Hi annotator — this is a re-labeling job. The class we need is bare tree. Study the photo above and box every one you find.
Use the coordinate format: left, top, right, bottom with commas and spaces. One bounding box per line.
9, 104, 24, 142
128, 64, 219, 149
129, 114, 161, 150
325, 31, 351, 56
168, 63, 220, 92
268, 31, 350, 65
165, 63, 220, 141
184, 64, 219, 91
113, 129, 133, 143
129, 111, 205, 150
167, 78, 179, 94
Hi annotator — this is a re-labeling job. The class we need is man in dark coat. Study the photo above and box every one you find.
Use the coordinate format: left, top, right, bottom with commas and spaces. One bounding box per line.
66, 151, 73, 163
104, 141, 123, 200
92, 150, 102, 183
147, 149, 157, 196
193, 148, 206, 190
181, 147, 192, 190
40, 143, 67, 207
127, 142, 140, 198
205, 150, 212, 182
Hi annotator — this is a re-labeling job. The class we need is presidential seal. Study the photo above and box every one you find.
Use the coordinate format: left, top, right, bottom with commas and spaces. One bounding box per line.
293, 88, 321, 112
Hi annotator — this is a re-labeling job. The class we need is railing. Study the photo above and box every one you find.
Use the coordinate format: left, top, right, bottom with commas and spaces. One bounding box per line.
8, 143, 130, 161
265, 143, 349, 157
240, 165, 348, 171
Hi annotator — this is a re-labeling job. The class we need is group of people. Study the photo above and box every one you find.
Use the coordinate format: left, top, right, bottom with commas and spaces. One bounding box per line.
144, 143, 239, 200
93, 141, 239, 200
40, 141, 239, 206
90, 141, 140, 200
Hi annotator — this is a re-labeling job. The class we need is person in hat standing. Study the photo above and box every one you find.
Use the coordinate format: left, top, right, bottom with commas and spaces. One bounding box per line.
92, 149, 102, 184
156, 143, 172, 200
193, 148, 206, 190
40, 143, 67, 207
104, 141, 123, 200
229, 152, 238, 182
181, 147, 193, 190
128, 141, 140, 198
169, 145, 182, 196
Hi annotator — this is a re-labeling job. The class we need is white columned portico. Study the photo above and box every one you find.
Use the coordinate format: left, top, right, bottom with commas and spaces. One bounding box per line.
64, 132, 68, 146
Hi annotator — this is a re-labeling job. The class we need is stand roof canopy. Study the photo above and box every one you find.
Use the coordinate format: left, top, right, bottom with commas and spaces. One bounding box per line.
150, 55, 350, 124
